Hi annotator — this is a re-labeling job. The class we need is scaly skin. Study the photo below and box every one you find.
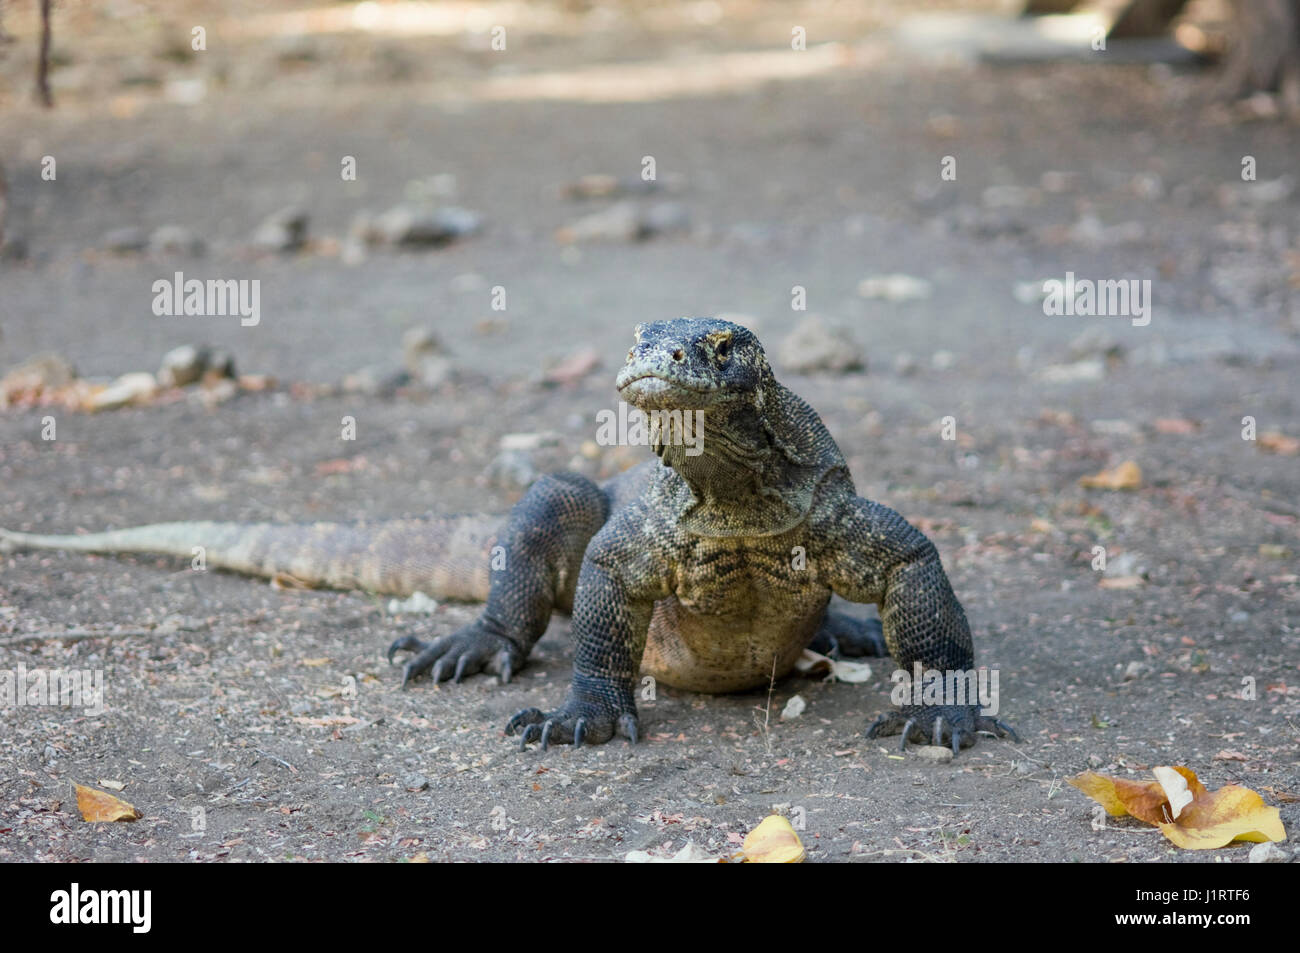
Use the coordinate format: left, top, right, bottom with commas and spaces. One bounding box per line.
0, 318, 1017, 753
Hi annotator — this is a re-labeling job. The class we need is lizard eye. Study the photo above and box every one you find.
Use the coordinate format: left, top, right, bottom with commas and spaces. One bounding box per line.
714, 339, 731, 362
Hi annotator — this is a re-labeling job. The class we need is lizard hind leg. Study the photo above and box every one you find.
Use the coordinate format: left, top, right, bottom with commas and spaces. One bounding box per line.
809, 607, 887, 659
389, 472, 610, 687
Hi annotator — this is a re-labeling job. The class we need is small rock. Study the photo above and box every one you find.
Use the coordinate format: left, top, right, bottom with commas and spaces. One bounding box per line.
1068, 327, 1125, 363
341, 365, 409, 397
372, 205, 480, 247
101, 226, 148, 253
88, 372, 159, 411
560, 173, 668, 200
1248, 842, 1290, 863
252, 206, 309, 252
892, 352, 918, 376
387, 592, 438, 615
1065, 215, 1145, 248
158, 344, 234, 388
484, 448, 539, 491
981, 185, 1039, 209
0, 353, 77, 404
780, 695, 806, 721
1035, 359, 1105, 384
777, 315, 864, 374
542, 347, 601, 387
499, 432, 563, 452
641, 201, 691, 236
1122, 661, 1152, 681
205, 376, 241, 404
403, 774, 430, 793
148, 225, 205, 256
930, 350, 955, 371
857, 273, 932, 302
915, 745, 954, 763
556, 201, 642, 243
401, 327, 453, 387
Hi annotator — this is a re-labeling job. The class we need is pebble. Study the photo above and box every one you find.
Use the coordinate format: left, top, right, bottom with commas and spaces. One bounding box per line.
372, 205, 481, 247
777, 314, 865, 374
101, 226, 148, 253
915, 745, 954, 763
148, 225, 205, 256
251, 206, 309, 252
88, 372, 159, 412
1248, 842, 1290, 863
780, 695, 806, 721
857, 273, 932, 302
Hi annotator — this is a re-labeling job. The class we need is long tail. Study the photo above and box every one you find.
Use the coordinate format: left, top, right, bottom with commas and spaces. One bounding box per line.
0, 516, 502, 600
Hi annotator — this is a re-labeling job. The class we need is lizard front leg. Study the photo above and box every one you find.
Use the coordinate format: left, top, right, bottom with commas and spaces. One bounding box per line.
816, 493, 1019, 753
390, 473, 609, 686
507, 508, 667, 749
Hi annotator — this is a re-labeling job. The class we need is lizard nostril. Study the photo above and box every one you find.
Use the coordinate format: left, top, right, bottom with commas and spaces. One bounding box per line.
672, 349, 684, 362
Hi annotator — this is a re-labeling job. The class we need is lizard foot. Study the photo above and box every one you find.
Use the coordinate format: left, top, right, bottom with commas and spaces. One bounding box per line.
867, 704, 1020, 755
506, 678, 638, 751
387, 622, 524, 687
810, 610, 887, 659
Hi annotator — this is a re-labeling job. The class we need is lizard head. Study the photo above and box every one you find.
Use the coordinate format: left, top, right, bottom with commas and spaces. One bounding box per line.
615, 318, 770, 411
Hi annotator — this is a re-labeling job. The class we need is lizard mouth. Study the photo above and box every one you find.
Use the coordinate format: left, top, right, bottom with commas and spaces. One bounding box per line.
617, 372, 714, 409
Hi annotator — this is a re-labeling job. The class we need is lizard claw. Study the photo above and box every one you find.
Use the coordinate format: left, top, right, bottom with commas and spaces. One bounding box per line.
867, 704, 1019, 754
388, 622, 524, 687
505, 687, 638, 751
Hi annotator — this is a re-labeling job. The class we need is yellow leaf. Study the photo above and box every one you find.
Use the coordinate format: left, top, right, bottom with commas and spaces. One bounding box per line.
1158, 785, 1287, 850
1070, 767, 1285, 849
74, 782, 141, 822
1068, 771, 1169, 823
742, 815, 806, 863
1079, 460, 1142, 490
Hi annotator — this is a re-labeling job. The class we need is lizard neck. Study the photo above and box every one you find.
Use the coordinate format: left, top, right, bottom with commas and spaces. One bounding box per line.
655, 395, 818, 537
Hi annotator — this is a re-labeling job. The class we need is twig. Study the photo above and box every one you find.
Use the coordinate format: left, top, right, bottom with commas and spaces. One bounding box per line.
36, 0, 52, 108
254, 750, 297, 773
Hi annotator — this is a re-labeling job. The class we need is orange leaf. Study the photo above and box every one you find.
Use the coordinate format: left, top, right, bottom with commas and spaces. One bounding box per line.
742, 815, 806, 863
1158, 784, 1286, 849
1070, 766, 1285, 849
74, 783, 141, 822
1258, 431, 1300, 455
1079, 460, 1142, 490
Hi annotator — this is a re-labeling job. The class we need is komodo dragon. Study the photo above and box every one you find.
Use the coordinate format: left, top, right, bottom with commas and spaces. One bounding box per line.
1, 318, 1017, 753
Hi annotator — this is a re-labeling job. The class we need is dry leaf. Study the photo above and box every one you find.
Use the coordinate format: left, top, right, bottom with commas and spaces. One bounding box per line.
1079, 460, 1142, 490
1258, 431, 1300, 455
97, 779, 126, 792
625, 842, 732, 863
742, 815, 806, 863
1070, 766, 1285, 849
73, 782, 141, 822
1152, 766, 1194, 820
794, 649, 873, 684
1099, 575, 1144, 590
1159, 785, 1286, 849
1153, 418, 1198, 435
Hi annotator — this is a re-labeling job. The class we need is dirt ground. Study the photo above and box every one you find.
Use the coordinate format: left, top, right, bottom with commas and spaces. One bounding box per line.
0, 0, 1297, 863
